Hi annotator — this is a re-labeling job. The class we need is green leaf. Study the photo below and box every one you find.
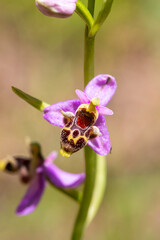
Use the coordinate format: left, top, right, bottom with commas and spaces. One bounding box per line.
76, 0, 94, 29
12, 86, 50, 112
89, 0, 114, 37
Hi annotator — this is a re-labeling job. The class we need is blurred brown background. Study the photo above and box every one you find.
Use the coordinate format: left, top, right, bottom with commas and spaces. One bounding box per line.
0, 0, 160, 239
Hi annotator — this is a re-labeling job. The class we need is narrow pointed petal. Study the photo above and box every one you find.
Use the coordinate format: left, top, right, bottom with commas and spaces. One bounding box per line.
45, 151, 57, 164
43, 99, 81, 127
75, 89, 89, 104
97, 106, 113, 115
16, 173, 45, 216
84, 74, 117, 106
44, 164, 85, 188
87, 115, 111, 155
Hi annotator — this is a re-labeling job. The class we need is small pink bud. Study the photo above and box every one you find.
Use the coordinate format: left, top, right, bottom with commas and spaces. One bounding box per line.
35, 0, 77, 18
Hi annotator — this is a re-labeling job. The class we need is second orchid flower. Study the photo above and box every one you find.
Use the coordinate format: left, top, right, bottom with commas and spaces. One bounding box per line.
0, 142, 85, 216
43, 74, 117, 157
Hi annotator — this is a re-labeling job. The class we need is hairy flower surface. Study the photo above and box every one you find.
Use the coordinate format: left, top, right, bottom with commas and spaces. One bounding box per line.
0, 143, 85, 216
36, 0, 77, 18
43, 74, 117, 157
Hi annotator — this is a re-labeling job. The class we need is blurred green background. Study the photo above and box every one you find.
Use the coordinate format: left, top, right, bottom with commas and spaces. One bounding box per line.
0, 0, 160, 239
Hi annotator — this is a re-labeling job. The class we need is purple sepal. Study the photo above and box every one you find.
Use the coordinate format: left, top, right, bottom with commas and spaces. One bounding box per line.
43, 99, 81, 127
84, 74, 117, 106
44, 163, 85, 188
87, 115, 111, 155
16, 173, 45, 216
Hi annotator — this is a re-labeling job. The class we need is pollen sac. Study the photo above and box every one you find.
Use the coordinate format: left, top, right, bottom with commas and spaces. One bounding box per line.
85, 126, 101, 139
61, 110, 74, 127
60, 103, 101, 157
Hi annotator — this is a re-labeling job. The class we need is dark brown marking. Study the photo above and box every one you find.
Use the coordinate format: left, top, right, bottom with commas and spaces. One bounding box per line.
109, 147, 112, 154
72, 130, 79, 138
70, 139, 75, 148
106, 77, 111, 84
63, 117, 73, 127
85, 129, 91, 138
5, 162, 14, 172
76, 138, 85, 149
89, 133, 98, 139
61, 129, 70, 143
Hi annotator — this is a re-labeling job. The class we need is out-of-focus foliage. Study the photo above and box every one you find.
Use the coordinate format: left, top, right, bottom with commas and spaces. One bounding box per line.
0, 0, 160, 239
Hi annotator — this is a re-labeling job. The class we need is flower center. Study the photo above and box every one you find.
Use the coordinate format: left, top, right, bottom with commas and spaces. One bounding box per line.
76, 97, 100, 126
60, 98, 101, 157
76, 110, 94, 129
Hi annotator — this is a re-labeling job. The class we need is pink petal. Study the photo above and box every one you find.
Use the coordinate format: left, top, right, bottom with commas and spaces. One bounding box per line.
84, 74, 117, 106
87, 115, 111, 155
97, 106, 113, 115
43, 99, 81, 127
75, 89, 90, 104
16, 173, 45, 216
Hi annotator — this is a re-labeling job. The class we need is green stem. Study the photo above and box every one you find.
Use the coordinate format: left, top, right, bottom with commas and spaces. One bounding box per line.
84, 27, 95, 85
84, 0, 95, 84
71, 147, 96, 240
71, 0, 107, 239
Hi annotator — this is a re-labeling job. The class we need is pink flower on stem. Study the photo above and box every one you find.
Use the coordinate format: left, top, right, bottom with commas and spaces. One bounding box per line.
35, 0, 77, 18
43, 74, 117, 157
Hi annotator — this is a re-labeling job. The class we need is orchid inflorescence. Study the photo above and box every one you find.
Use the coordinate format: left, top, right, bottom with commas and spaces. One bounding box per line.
2, 0, 116, 239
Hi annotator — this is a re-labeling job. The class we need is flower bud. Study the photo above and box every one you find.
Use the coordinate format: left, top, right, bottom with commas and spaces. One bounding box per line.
35, 0, 77, 18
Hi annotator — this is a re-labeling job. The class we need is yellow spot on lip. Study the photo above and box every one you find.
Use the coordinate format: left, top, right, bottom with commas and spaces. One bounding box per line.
60, 148, 72, 158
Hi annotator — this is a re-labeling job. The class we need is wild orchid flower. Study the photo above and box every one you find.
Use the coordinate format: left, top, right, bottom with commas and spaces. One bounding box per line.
0, 142, 85, 216
35, 0, 77, 18
43, 74, 117, 157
